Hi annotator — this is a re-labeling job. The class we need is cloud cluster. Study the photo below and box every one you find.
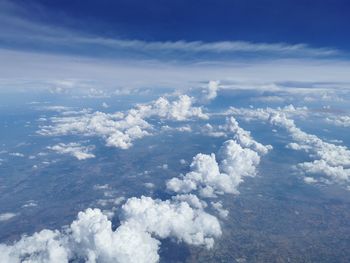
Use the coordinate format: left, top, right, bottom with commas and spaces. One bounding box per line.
0, 196, 221, 263
0, 115, 272, 262
133, 95, 208, 121
39, 95, 207, 149
122, 196, 221, 248
225, 105, 350, 186
269, 112, 350, 184
225, 104, 308, 123
167, 117, 269, 197
326, 115, 350, 128
48, 142, 95, 160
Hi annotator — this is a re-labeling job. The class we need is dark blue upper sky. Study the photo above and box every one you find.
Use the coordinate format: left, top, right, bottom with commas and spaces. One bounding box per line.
9, 0, 350, 49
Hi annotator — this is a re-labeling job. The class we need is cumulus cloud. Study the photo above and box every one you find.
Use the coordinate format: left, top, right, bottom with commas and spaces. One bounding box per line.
202, 80, 219, 102
167, 118, 267, 197
171, 194, 207, 210
269, 111, 350, 184
201, 123, 226, 138
122, 196, 221, 248
167, 153, 234, 197
39, 95, 207, 150
0, 196, 221, 263
180, 159, 187, 165
297, 160, 350, 183
226, 105, 350, 186
48, 142, 95, 160
225, 104, 308, 123
303, 177, 318, 184
0, 229, 68, 263
211, 201, 229, 219
68, 207, 160, 263
224, 117, 272, 155
326, 115, 350, 128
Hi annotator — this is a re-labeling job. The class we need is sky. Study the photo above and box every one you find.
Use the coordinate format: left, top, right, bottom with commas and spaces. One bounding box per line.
2, 2, 350, 262
1, 0, 350, 91
4, 0, 350, 47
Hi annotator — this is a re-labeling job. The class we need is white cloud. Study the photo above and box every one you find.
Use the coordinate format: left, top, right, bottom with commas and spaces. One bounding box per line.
0, 213, 17, 222
176, 125, 192, 132
122, 196, 221, 249
269, 112, 350, 184
134, 95, 208, 121
93, 184, 110, 190
97, 196, 125, 207
144, 182, 155, 189
211, 201, 229, 219
22, 201, 38, 208
201, 123, 226, 138
226, 105, 350, 186
172, 194, 208, 210
326, 115, 350, 127
9, 152, 24, 157
39, 95, 207, 150
167, 141, 261, 197
297, 160, 350, 183
37, 105, 72, 112
69, 207, 160, 263
102, 102, 109, 108
48, 143, 95, 160
202, 80, 219, 101
224, 117, 272, 155
0, 229, 68, 263
304, 177, 318, 184
0, 196, 222, 263
167, 153, 229, 196
219, 140, 260, 183
168, 117, 268, 197
225, 104, 308, 123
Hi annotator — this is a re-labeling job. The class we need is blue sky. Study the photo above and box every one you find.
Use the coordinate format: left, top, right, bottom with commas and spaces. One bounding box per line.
6, 0, 350, 48
1, 0, 349, 57
1, 0, 350, 92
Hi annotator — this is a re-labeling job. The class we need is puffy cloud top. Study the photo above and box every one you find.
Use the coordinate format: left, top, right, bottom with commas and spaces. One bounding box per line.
39, 95, 207, 149
226, 105, 350, 186
0, 196, 221, 263
202, 80, 219, 102
270, 112, 350, 184
225, 117, 272, 154
167, 117, 268, 197
167, 140, 262, 197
